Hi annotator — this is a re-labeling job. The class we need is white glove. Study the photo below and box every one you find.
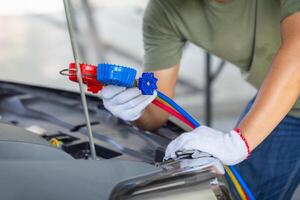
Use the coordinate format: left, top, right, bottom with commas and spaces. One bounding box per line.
101, 85, 157, 121
165, 126, 250, 165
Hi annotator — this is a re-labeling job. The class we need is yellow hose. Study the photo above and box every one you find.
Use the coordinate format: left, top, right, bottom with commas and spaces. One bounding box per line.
225, 166, 247, 200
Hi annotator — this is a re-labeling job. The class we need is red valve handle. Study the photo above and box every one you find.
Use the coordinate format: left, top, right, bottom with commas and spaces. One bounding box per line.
69, 63, 103, 94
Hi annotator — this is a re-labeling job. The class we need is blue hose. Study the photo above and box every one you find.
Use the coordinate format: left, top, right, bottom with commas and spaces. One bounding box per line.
157, 90, 256, 200
229, 166, 256, 200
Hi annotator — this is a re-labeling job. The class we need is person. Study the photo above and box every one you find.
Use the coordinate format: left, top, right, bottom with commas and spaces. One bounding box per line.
101, 0, 300, 199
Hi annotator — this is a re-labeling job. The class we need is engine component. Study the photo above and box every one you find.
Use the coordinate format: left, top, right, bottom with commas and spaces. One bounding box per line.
49, 138, 63, 148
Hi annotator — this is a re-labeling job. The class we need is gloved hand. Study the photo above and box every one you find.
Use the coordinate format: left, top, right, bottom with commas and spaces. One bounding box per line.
101, 85, 157, 121
165, 126, 250, 165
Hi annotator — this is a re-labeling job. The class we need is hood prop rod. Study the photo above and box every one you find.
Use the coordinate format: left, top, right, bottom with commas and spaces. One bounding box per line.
63, 0, 97, 160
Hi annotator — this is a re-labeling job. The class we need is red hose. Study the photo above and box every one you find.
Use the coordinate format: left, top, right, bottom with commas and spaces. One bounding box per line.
152, 99, 195, 129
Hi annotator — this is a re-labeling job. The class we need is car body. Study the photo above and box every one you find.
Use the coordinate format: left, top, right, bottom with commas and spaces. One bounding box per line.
0, 81, 234, 200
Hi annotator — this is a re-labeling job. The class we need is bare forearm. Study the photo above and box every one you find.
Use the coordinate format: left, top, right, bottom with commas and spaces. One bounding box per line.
134, 104, 169, 131
238, 12, 300, 151
239, 44, 300, 150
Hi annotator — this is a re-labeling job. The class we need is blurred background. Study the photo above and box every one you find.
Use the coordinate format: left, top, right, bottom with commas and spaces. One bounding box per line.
0, 0, 257, 131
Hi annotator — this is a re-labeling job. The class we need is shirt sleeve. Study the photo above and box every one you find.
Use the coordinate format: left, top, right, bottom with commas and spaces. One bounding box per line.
280, 0, 300, 21
143, 0, 186, 71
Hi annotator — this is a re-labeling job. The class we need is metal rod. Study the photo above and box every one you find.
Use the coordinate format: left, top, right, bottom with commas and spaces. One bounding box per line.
63, 0, 97, 160
205, 52, 212, 126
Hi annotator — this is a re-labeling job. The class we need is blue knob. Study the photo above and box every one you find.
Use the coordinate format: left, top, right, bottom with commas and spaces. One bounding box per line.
138, 72, 158, 95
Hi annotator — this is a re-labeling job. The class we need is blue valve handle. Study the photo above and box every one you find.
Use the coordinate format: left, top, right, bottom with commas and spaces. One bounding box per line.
97, 63, 158, 95
97, 63, 137, 87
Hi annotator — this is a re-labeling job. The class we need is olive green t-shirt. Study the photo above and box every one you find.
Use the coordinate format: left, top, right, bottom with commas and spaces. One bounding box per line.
143, 0, 300, 117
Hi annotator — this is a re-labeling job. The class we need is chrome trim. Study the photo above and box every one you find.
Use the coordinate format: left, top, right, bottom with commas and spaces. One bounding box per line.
109, 157, 232, 200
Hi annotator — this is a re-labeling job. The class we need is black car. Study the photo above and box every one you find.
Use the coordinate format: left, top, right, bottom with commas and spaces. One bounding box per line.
0, 81, 232, 200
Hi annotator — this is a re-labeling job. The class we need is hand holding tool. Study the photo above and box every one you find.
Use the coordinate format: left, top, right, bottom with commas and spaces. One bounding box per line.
101, 85, 157, 121
165, 126, 249, 165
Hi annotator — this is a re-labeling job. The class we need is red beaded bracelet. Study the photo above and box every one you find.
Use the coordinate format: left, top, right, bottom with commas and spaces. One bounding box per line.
233, 128, 251, 159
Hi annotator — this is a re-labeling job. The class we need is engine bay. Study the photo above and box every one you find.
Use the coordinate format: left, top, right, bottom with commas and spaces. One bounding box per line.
0, 81, 183, 162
